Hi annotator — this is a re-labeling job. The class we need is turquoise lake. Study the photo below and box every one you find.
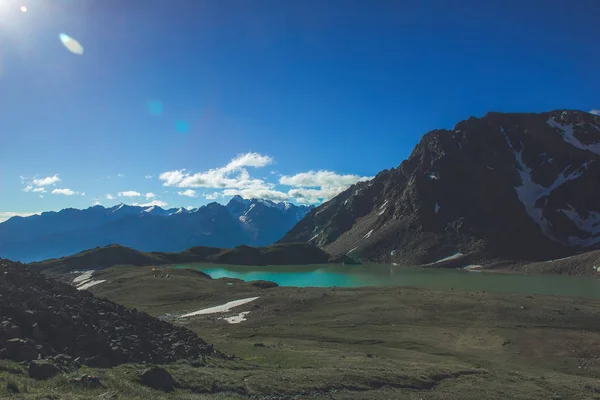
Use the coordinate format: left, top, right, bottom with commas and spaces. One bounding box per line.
174, 264, 600, 299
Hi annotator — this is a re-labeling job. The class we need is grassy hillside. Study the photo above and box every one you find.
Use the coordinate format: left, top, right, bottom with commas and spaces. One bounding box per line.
4, 264, 600, 399
30, 243, 344, 275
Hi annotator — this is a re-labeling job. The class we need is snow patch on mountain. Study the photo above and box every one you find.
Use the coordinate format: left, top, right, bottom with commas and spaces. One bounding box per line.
502, 129, 590, 241
547, 118, 600, 155
560, 207, 600, 246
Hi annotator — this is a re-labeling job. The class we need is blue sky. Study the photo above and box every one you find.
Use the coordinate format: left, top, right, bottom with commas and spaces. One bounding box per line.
1, 0, 599, 221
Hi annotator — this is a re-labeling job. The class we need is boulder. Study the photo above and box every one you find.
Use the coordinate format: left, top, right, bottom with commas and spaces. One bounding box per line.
250, 280, 278, 289
140, 366, 176, 391
2, 338, 38, 361
1, 321, 22, 339
28, 361, 61, 380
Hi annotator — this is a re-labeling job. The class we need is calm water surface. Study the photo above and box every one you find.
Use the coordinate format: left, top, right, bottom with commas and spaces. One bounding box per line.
174, 264, 600, 299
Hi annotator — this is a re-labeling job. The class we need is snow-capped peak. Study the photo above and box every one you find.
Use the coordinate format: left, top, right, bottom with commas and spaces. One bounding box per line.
276, 201, 293, 211
255, 198, 275, 208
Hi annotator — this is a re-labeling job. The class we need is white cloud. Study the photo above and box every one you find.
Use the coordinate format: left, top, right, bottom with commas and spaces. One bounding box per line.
32, 174, 61, 186
145, 192, 156, 199
132, 200, 168, 208
93, 200, 101, 206
224, 188, 289, 202
32, 187, 46, 193
106, 194, 115, 200
51, 188, 80, 196
280, 170, 373, 204
118, 191, 141, 197
145, 175, 154, 179
39, 195, 43, 198
117, 173, 125, 178
203, 192, 221, 200
178, 189, 198, 198
23, 185, 33, 192
286, 187, 345, 204
280, 170, 371, 188
590, 109, 600, 116
0, 211, 40, 223
159, 152, 273, 189
159, 153, 372, 205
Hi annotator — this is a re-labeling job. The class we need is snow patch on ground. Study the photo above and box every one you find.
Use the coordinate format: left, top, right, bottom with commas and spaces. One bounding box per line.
545, 255, 576, 263
72, 271, 106, 291
73, 271, 93, 284
378, 208, 386, 215
434, 203, 440, 214
77, 280, 106, 291
308, 234, 319, 242
180, 297, 259, 318
421, 253, 463, 266
221, 311, 251, 324
428, 173, 439, 180
433, 253, 463, 263
347, 247, 358, 254
463, 265, 483, 270
364, 229, 373, 239
390, 250, 396, 256
547, 118, 600, 155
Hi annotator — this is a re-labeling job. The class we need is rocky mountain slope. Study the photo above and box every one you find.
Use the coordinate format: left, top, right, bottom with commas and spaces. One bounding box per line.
0, 197, 312, 262
280, 110, 600, 265
0, 258, 214, 368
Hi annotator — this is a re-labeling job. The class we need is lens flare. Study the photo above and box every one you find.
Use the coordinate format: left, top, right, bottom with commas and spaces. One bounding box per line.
20, 6, 27, 12
59, 33, 84, 55
175, 120, 190, 134
147, 100, 163, 116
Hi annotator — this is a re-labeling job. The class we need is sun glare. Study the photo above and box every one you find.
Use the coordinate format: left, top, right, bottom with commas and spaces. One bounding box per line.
20, 5, 26, 12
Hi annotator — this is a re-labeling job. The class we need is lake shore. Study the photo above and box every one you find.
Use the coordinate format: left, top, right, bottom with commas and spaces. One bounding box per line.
5, 264, 600, 399
90, 266, 600, 398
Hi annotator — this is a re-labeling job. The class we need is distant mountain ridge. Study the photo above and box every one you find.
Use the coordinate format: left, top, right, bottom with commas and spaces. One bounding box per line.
280, 110, 600, 265
0, 197, 312, 262
30, 242, 345, 274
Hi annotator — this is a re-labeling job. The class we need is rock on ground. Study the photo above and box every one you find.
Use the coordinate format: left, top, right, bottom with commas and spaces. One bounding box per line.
140, 366, 176, 391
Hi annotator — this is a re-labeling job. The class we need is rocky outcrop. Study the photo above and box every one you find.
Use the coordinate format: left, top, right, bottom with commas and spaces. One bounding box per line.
280, 110, 600, 265
0, 259, 215, 366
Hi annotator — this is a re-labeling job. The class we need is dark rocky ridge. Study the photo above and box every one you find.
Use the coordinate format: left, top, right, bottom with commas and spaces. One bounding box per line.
280, 110, 600, 265
30, 243, 353, 275
0, 259, 215, 366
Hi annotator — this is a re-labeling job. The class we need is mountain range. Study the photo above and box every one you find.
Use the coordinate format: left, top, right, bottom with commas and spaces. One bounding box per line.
280, 110, 600, 266
0, 196, 312, 262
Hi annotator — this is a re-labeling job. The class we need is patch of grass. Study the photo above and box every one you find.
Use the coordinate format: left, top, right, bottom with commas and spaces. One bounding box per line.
7, 265, 600, 398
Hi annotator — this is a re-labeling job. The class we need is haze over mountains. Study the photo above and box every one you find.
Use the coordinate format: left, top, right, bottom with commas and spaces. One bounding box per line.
281, 110, 600, 265
0, 196, 311, 262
